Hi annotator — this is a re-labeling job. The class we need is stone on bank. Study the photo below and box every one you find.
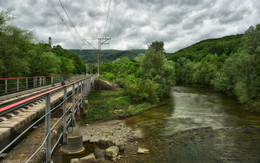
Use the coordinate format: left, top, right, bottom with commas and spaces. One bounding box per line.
105, 146, 119, 158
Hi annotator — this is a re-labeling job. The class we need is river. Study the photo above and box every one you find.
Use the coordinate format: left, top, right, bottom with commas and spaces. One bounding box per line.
124, 86, 260, 162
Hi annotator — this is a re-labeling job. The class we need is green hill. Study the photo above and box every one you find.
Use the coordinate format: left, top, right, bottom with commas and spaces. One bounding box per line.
167, 34, 243, 62
68, 49, 147, 63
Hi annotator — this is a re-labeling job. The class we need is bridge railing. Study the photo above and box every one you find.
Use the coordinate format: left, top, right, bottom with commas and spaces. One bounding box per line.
0, 74, 96, 162
0, 74, 85, 96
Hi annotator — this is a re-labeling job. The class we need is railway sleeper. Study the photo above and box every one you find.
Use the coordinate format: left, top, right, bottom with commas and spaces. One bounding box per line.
0, 83, 79, 153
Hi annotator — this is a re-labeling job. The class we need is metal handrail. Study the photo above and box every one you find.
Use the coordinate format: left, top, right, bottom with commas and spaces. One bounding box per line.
0, 75, 94, 159
25, 75, 95, 162
0, 83, 76, 155
0, 74, 86, 95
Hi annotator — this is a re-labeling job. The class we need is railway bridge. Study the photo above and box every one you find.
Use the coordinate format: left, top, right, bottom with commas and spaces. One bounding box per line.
0, 74, 97, 162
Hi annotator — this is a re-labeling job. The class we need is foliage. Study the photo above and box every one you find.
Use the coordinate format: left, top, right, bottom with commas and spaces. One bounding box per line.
0, 9, 13, 26
0, 25, 34, 77
123, 79, 160, 104
51, 45, 85, 74
0, 9, 86, 78
213, 48, 259, 109
148, 41, 165, 52
101, 42, 176, 104
142, 47, 176, 97
243, 24, 260, 55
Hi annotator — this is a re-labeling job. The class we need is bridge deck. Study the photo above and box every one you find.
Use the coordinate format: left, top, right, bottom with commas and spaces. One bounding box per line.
0, 84, 75, 143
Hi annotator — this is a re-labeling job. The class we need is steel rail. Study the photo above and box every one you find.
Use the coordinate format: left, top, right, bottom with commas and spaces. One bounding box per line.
0, 77, 89, 117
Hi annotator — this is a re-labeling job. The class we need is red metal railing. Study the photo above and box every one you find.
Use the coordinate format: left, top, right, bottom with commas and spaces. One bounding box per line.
0, 74, 85, 95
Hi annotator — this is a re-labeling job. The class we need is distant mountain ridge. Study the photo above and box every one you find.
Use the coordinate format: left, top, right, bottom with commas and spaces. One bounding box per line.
69, 34, 243, 64
167, 34, 243, 61
68, 49, 147, 63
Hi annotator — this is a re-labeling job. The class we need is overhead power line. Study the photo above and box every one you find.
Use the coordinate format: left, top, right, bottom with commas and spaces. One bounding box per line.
83, 38, 98, 50
47, 0, 78, 42
48, 0, 97, 50
58, 0, 83, 42
58, 0, 97, 50
103, 0, 112, 38
106, 0, 117, 38
108, 0, 131, 38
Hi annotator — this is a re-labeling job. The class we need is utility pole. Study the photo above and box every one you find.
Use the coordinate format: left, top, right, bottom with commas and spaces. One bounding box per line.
85, 58, 88, 76
97, 37, 111, 76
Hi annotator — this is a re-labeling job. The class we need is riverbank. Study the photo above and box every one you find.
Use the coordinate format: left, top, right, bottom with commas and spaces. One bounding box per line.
73, 88, 159, 162
79, 119, 171, 163
80, 89, 155, 124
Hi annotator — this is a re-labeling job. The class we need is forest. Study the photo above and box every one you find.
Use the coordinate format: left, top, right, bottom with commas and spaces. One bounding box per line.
0, 10, 85, 78
101, 26, 260, 111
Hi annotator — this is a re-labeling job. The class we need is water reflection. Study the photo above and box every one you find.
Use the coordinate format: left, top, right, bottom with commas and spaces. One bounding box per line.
124, 86, 260, 162
124, 98, 174, 138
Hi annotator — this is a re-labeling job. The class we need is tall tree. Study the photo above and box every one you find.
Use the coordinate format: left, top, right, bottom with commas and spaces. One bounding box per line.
148, 41, 165, 53
142, 41, 175, 97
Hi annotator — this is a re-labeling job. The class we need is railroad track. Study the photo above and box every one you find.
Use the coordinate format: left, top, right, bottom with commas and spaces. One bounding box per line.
0, 84, 59, 108
0, 79, 80, 118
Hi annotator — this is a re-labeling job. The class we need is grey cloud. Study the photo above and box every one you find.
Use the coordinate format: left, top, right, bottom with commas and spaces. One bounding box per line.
1, 0, 260, 52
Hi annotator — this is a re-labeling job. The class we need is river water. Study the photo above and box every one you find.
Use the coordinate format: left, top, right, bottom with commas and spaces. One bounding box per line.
124, 86, 260, 163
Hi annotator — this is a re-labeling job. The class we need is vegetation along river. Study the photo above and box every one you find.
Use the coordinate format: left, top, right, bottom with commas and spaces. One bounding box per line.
124, 86, 260, 163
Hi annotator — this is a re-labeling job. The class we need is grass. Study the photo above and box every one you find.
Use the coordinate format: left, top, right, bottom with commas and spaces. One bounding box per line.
81, 89, 153, 124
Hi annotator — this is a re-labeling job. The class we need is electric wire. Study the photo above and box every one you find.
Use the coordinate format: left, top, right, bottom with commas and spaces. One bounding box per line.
108, 0, 131, 38
83, 38, 98, 50
58, 0, 97, 50
47, 0, 78, 42
106, 0, 117, 38
103, 0, 112, 38
58, 0, 83, 42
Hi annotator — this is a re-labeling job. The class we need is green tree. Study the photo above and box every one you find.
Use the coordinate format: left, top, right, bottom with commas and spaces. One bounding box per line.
142, 42, 175, 97
0, 9, 86, 78
148, 41, 165, 53
0, 25, 33, 77
243, 24, 260, 55
0, 9, 13, 26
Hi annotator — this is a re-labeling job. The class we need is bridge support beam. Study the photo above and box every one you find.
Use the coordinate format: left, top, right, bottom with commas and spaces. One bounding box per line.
45, 93, 51, 163
63, 87, 67, 145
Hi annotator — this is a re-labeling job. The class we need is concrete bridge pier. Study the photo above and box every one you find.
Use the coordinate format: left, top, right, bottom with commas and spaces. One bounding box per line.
61, 121, 85, 154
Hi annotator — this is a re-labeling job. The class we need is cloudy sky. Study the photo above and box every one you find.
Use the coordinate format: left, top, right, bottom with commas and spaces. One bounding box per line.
1, 0, 260, 52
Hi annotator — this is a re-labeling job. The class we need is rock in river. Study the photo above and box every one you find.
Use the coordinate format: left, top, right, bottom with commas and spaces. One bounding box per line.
137, 147, 150, 154
105, 146, 119, 158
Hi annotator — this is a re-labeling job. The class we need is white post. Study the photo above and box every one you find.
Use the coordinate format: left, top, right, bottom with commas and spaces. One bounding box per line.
26, 78, 28, 89
5, 80, 7, 93
17, 79, 19, 91
39, 77, 42, 86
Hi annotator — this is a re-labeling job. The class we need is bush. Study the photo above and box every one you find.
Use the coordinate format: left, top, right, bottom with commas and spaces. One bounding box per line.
102, 72, 116, 81
123, 79, 160, 104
